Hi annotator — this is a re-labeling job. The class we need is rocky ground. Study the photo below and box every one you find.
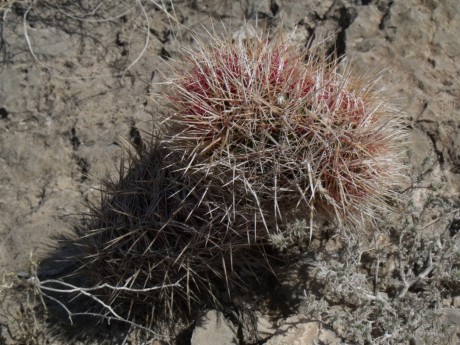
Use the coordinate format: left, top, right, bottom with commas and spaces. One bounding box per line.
0, 0, 459, 344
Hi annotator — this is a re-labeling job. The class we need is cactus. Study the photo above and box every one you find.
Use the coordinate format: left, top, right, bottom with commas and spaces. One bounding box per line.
41, 26, 406, 333
73, 139, 271, 327
161, 27, 406, 231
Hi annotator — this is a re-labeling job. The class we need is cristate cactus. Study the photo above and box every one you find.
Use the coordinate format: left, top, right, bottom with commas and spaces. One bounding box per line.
161, 27, 406, 232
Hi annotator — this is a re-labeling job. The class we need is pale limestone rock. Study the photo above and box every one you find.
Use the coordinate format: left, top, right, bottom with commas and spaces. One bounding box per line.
454, 296, 460, 309
265, 317, 341, 345
256, 313, 276, 338
191, 310, 238, 345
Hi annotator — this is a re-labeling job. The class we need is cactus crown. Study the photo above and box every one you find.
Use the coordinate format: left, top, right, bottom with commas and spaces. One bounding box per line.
162, 27, 406, 231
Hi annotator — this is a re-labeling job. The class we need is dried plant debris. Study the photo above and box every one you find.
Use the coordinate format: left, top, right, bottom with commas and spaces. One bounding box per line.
297, 213, 460, 345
